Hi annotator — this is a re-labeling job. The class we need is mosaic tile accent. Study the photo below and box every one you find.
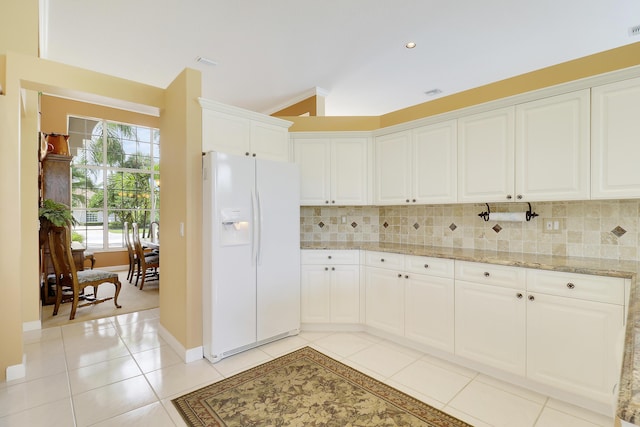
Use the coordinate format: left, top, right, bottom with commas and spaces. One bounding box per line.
492, 224, 502, 233
612, 226, 627, 238
413, 223, 420, 230
449, 223, 457, 231
318, 221, 325, 229
351, 222, 358, 228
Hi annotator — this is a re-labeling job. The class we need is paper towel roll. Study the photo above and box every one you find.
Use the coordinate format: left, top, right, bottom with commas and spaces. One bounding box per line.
488, 212, 527, 222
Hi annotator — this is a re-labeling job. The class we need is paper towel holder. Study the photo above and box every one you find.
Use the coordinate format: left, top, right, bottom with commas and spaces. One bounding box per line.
478, 202, 538, 222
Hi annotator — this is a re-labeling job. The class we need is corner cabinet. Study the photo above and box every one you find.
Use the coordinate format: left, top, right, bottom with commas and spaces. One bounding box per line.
591, 76, 640, 199
292, 134, 370, 206
200, 98, 292, 162
373, 120, 457, 205
300, 250, 360, 324
457, 90, 590, 203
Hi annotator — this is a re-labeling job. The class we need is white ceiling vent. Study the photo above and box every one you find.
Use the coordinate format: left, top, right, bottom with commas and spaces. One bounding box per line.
629, 25, 640, 37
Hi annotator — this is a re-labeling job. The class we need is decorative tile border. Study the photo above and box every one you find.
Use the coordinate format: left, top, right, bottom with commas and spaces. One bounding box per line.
301, 200, 640, 261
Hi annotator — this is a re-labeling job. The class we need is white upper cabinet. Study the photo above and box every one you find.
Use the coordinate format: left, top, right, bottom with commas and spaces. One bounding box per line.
412, 121, 457, 203
458, 107, 515, 203
591, 77, 640, 199
293, 135, 369, 206
200, 98, 292, 162
515, 89, 590, 201
374, 120, 457, 205
374, 131, 412, 205
458, 91, 590, 203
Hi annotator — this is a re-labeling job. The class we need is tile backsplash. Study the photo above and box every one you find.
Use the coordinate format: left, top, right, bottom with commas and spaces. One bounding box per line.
301, 200, 640, 261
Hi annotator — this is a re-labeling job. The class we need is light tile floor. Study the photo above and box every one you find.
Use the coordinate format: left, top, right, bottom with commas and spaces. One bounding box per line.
0, 308, 615, 427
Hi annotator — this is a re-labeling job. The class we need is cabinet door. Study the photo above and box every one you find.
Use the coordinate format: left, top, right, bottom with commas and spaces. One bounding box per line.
332, 138, 369, 205
405, 274, 454, 352
300, 265, 331, 323
202, 109, 251, 155
412, 120, 457, 203
458, 107, 515, 203
365, 267, 404, 335
373, 131, 411, 205
294, 139, 331, 205
516, 90, 590, 201
526, 292, 624, 403
455, 280, 526, 375
251, 122, 290, 161
592, 77, 640, 199
330, 265, 360, 323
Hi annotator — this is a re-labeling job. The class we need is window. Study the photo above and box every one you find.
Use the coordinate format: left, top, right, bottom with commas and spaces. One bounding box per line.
68, 117, 160, 250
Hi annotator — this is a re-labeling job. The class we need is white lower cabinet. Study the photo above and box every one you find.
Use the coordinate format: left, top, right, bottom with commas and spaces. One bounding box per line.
405, 273, 455, 353
525, 270, 625, 404
365, 266, 405, 335
454, 280, 526, 376
300, 250, 360, 324
307, 250, 627, 410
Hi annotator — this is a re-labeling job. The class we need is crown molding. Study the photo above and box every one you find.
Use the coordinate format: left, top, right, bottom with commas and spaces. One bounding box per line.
199, 97, 293, 128
261, 86, 329, 116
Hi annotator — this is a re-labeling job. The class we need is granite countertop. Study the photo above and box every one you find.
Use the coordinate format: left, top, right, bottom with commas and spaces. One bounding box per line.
301, 241, 640, 424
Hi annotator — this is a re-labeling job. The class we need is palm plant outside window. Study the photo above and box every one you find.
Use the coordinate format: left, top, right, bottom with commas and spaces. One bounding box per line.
68, 116, 160, 250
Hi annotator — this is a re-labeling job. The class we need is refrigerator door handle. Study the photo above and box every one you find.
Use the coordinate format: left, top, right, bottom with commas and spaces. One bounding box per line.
255, 190, 263, 265
251, 190, 259, 266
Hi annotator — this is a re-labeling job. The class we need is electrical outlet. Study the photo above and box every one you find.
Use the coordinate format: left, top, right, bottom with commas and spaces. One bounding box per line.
543, 218, 563, 234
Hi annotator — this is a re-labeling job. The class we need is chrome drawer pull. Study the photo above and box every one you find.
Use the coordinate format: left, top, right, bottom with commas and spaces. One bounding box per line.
566, 282, 575, 289
484, 272, 490, 277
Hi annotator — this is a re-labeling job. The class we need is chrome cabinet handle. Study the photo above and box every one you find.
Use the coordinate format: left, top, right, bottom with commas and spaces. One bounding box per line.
412, 199, 416, 202
325, 200, 329, 204
324, 267, 328, 271
331, 267, 335, 271
424, 264, 429, 269
331, 200, 335, 204
404, 275, 409, 279
528, 295, 535, 301
516, 293, 523, 299
484, 272, 490, 277
506, 194, 512, 200
245, 152, 250, 156
328, 255, 332, 259
567, 282, 575, 289
252, 153, 256, 157
380, 258, 385, 262
397, 273, 402, 278
517, 194, 523, 200
406, 199, 410, 203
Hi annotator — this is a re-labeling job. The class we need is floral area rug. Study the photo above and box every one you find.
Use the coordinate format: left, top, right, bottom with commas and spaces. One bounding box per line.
172, 346, 471, 426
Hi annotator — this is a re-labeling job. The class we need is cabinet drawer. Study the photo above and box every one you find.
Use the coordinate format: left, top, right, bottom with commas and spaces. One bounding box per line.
405, 255, 454, 278
455, 261, 526, 290
365, 251, 404, 270
301, 250, 359, 265
526, 269, 624, 305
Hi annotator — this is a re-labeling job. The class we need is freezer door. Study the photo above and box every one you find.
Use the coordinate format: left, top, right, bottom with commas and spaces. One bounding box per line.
204, 152, 257, 358
255, 158, 301, 341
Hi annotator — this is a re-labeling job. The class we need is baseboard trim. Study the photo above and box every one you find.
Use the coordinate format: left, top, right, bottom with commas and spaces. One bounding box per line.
6, 355, 26, 381
23, 320, 41, 332
158, 323, 203, 364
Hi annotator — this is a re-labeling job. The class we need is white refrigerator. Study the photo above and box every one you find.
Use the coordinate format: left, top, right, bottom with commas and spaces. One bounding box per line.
202, 151, 300, 363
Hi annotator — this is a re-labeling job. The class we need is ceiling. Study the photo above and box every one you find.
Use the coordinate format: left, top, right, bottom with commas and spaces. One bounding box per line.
41, 0, 640, 117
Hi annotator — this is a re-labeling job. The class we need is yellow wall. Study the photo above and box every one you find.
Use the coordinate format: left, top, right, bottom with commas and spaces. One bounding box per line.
0, 0, 38, 57
158, 68, 203, 349
40, 95, 160, 133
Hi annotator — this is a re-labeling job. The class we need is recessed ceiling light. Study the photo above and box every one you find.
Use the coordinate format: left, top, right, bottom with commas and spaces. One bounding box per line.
405, 42, 417, 49
195, 56, 218, 66
425, 88, 443, 96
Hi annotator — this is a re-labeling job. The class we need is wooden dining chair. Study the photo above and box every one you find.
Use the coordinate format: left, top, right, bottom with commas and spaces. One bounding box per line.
132, 222, 159, 290
48, 224, 122, 320
124, 221, 137, 283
